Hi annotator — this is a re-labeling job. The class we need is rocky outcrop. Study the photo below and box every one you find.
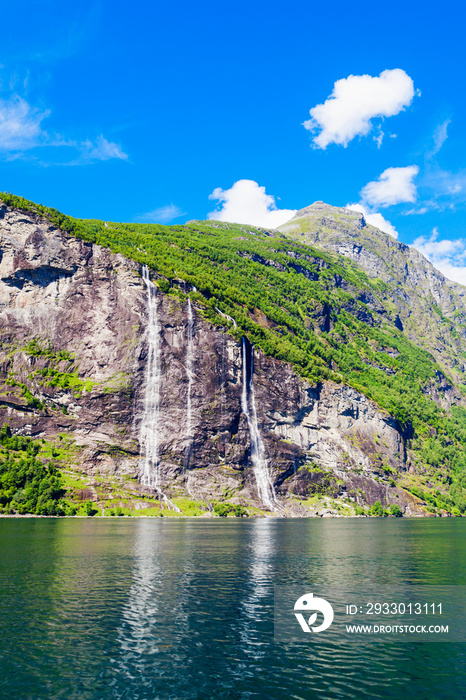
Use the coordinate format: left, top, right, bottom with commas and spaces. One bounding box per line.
0, 203, 427, 515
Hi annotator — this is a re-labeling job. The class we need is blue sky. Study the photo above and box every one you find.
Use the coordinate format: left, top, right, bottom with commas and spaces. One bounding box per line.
1, 0, 466, 281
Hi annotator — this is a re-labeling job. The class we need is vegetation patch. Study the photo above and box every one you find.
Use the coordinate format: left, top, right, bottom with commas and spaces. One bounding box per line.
0, 426, 70, 515
212, 501, 249, 517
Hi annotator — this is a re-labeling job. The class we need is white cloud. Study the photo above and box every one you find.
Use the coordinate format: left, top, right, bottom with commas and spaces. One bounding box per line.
360, 165, 419, 208
0, 90, 127, 164
346, 202, 398, 238
413, 228, 466, 285
208, 179, 296, 228
304, 69, 415, 149
79, 136, 128, 162
425, 169, 465, 201
348, 165, 418, 237
402, 122, 457, 214
0, 95, 49, 151
403, 174, 465, 216
136, 204, 185, 223
404, 205, 431, 215
373, 128, 384, 148
430, 119, 450, 156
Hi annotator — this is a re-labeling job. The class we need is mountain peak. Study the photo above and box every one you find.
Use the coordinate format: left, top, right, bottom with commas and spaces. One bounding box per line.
281, 200, 367, 233
277, 199, 440, 289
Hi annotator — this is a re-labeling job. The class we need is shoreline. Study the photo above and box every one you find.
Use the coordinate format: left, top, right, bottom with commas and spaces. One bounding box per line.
0, 513, 454, 519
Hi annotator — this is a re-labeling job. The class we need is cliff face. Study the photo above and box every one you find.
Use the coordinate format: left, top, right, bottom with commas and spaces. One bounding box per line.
0, 203, 423, 515
0, 205, 145, 468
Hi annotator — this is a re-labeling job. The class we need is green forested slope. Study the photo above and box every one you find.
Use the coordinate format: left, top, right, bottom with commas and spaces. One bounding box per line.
278, 202, 466, 388
1, 192, 466, 513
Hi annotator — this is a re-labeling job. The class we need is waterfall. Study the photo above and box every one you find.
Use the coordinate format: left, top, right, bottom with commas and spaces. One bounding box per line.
241, 338, 278, 511
139, 265, 180, 512
216, 307, 237, 328
184, 293, 209, 505
220, 330, 227, 457
185, 298, 195, 464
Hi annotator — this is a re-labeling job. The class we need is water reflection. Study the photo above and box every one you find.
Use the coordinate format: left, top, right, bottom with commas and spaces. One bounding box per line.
116, 519, 170, 665
237, 519, 275, 657
0, 519, 464, 700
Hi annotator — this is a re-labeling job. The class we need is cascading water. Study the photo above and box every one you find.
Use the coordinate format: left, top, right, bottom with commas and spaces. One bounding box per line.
184, 296, 199, 501
139, 265, 180, 511
185, 297, 195, 464
241, 338, 278, 511
184, 294, 211, 508
220, 330, 227, 457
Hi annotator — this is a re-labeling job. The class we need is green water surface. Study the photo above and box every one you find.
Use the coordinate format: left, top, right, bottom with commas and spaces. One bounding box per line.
0, 518, 464, 699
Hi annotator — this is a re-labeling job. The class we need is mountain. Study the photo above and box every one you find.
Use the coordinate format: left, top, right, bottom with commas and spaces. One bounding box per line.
0, 192, 465, 518
278, 202, 466, 387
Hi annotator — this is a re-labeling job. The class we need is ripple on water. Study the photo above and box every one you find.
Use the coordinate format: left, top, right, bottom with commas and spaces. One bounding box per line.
0, 518, 464, 699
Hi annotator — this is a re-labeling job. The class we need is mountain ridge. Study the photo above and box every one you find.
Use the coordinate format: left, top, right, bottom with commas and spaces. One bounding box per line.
278, 201, 466, 387
280, 200, 463, 296
0, 192, 465, 518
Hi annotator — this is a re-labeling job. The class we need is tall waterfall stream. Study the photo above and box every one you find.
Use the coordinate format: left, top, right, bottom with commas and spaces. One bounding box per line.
139, 265, 180, 511
241, 338, 278, 511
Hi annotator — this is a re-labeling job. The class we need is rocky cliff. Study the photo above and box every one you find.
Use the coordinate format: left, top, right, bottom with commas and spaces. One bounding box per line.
0, 197, 463, 517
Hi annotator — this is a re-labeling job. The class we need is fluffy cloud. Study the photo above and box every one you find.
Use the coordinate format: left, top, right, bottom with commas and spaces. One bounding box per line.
360, 165, 419, 208
208, 179, 296, 228
136, 204, 185, 223
304, 69, 415, 149
0, 95, 49, 151
413, 228, 466, 285
346, 202, 398, 238
347, 165, 419, 236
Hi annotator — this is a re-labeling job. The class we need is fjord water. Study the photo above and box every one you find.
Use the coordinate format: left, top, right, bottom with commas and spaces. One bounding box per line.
0, 519, 464, 700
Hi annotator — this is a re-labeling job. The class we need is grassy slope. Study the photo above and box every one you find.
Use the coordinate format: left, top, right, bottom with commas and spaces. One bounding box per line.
1, 192, 466, 516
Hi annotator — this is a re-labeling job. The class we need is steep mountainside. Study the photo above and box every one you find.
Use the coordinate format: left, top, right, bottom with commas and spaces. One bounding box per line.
0, 193, 465, 518
278, 202, 466, 386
